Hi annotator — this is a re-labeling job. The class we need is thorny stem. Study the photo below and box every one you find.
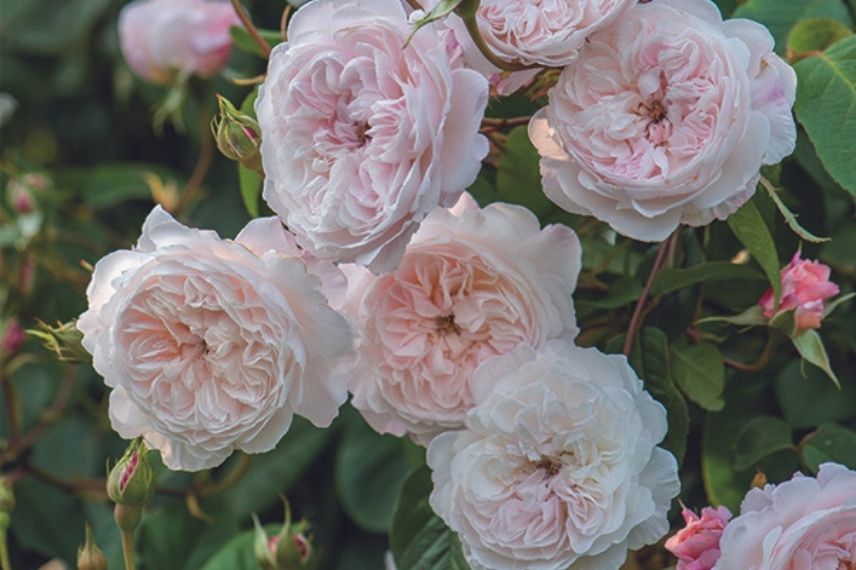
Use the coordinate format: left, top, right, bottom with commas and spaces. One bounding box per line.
175, 102, 214, 215
196, 453, 252, 497
623, 234, 676, 356
0, 366, 76, 465
723, 333, 779, 373
230, 0, 271, 57
461, 10, 540, 72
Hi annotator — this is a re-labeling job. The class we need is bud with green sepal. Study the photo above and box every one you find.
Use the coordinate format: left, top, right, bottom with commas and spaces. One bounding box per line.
211, 94, 263, 173
77, 522, 108, 570
28, 320, 91, 364
252, 497, 317, 570
108, 440, 154, 570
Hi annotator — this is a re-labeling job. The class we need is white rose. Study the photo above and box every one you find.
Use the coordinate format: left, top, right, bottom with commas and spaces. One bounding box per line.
257, 0, 489, 273
344, 194, 581, 443
428, 340, 680, 570
77, 207, 353, 471
529, 0, 797, 241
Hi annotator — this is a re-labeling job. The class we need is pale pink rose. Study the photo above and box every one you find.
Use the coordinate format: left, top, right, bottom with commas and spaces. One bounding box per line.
77, 207, 353, 471
257, 0, 489, 274
759, 252, 840, 333
529, 0, 797, 241
665, 507, 732, 570
715, 463, 856, 569
344, 194, 581, 443
428, 341, 680, 570
119, 0, 239, 85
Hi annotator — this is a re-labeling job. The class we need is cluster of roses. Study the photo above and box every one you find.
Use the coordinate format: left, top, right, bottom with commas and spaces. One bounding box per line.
79, 0, 853, 568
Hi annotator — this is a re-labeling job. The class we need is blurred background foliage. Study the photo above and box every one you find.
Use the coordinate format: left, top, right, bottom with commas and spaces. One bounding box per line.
0, 0, 855, 568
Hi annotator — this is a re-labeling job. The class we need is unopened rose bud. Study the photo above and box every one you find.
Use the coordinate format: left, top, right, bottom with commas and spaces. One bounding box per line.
212, 94, 262, 172
77, 522, 108, 570
759, 252, 840, 335
275, 526, 315, 570
1, 318, 25, 357
28, 320, 90, 364
6, 173, 50, 214
253, 514, 278, 570
107, 442, 154, 508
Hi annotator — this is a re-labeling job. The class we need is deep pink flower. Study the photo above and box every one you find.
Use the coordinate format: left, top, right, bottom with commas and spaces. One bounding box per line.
666, 506, 732, 570
759, 252, 840, 332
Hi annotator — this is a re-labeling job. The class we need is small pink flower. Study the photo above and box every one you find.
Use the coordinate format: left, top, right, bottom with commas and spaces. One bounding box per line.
119, 0, 240, 85
759, 252, 840, 332
665, 506, 732, 570
1, 318, 25, 356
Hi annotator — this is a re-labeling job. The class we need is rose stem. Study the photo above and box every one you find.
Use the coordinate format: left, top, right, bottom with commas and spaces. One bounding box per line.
623, 233, 676, 356
229, 0, 271, 58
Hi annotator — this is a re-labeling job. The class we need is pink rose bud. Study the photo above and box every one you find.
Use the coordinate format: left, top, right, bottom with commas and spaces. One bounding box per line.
758, 252, 840, 333
665, 506, 732, 570
118, 0, 240, 85
1, 318, 25, 356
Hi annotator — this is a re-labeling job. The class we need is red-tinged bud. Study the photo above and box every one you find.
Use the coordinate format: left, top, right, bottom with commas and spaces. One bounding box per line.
77, 523, 108, 570
107, 441, 154, 507
6, 173, 50, 215
211, 94, 262, 172
1, 318, 25, 357
253, 514, 278, 570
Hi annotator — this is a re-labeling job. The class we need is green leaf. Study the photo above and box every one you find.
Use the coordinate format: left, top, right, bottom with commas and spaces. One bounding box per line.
336, 415, 412, 533
800, 423, 856, 472
651, 262, 764, 296
577, 277, 642, 309
56, 163, 181, 210
219, 417, 333, 520
238, 165, 261, 218
140, 505, 240, 570
617, 328, 690, 464
727, 199, 782, 306
791, 329, 840, 387
733, 0, 852, 53
761, 180, 831, 243
202, 524, 281, 570
788, 17, 853, 55
496, 126, 554, 217
229, 26, 282, 58
696, 305, 768, 327
795, 36, 856, 196
390, 467, 470, 570
8, 478, 85, 562
824, 291, 856, 318
776, 361, 856, 429
733, 416, 793, 470
671, 342, 726, 412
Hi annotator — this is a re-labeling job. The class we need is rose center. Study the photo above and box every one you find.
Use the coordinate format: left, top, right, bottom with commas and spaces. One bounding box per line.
645, 99, 667, 124
355, 121, 371, 146
536, 456, 561, 478
435, 314, 461, 336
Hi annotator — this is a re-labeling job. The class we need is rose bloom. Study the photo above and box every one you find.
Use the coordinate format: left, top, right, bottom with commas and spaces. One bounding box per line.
665, 506, 732, 570
119, 0, 239, 85
420, 0, 633, 93
257, 0, 489, 273
759, 252, 840, 333
715, 463, 856, 569
428, 340, 680, 570
344, 194, 581, 443
77, 207, 353, 471
529, 0, 797, 242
